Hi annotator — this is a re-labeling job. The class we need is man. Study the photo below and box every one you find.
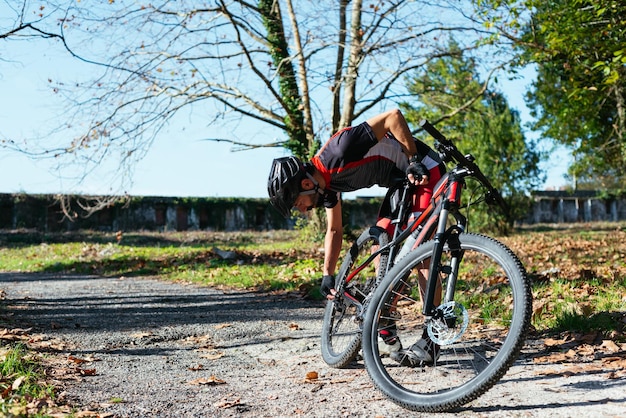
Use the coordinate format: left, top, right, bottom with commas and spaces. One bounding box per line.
267, 109, 446, 365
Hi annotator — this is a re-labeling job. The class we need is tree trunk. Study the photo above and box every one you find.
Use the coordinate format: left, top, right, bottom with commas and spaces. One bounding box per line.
615, 78, 626, 168
285, 0, 316, 157
339, 0, 363, 130
331, 0, 350, 133
259, 0, 307, 158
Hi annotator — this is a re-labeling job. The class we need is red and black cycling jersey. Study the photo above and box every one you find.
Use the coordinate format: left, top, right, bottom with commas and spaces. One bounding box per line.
311, 121, 446, 209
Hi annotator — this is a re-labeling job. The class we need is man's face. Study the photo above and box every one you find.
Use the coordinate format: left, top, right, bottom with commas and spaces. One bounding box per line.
293, 193, 317, 213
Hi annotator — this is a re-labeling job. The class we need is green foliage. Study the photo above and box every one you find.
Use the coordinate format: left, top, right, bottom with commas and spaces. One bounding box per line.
521, 0, 626, 187
554, 311, 622, 334
477, 0, 626, 188
400, 41, 544, 233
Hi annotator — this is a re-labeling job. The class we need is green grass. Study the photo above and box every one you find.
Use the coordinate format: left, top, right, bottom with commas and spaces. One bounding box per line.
0, 343, 55, 417
0, 229, 322, 296
532, 277, 626, 334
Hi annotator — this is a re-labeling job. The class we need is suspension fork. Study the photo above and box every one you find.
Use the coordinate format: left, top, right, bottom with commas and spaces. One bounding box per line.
422, 200, 451, 316
443, 230, 464, 304
422, 201, 467, 315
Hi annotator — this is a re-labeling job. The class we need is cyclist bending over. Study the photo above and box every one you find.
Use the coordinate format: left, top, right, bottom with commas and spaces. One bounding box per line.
267, 109, 446, 366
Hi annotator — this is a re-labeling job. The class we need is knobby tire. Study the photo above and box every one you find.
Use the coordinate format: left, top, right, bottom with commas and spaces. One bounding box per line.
362, 233, 532, 412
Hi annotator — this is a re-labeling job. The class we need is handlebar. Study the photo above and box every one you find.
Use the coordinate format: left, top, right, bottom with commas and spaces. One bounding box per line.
419, 119, 509, 215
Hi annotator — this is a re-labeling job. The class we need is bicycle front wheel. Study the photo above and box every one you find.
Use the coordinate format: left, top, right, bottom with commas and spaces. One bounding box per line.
362, 233, 531, 412
321, 226, 389, 368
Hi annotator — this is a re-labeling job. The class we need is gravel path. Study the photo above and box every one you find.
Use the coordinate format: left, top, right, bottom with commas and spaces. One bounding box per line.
1, 272, 625, 417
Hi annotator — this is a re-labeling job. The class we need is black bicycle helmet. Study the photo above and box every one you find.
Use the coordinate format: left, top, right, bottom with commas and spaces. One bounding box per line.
267, 156, 308, 218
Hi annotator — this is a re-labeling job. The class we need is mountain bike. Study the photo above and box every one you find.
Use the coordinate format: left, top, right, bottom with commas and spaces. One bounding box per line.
321, 119, 479, 369
360, 120, 532, 412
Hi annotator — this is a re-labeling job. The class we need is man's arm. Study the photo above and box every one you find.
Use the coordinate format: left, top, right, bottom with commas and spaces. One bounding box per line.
323, 201, 343, 277
366, 109, 429, 186
365, 108, 417, 158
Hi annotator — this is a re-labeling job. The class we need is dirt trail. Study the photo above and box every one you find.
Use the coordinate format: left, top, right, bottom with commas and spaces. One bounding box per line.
2, 272, 625, 417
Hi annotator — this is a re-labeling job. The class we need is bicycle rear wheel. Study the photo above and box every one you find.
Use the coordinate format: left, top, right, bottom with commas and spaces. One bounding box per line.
321, 226, 389, 368
362, 233, 531, 411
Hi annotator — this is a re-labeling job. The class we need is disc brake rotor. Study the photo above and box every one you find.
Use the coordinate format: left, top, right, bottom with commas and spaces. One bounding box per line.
427, 301, 469, 345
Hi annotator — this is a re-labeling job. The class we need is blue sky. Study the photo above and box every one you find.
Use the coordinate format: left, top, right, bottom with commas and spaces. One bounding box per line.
0, 35, 571, 199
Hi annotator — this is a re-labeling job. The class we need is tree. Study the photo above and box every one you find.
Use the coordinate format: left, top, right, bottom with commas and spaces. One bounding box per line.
523, 0, 626, 189
1, 1, 514, 211
474, 0, 626, 189
400, 41, 544, 231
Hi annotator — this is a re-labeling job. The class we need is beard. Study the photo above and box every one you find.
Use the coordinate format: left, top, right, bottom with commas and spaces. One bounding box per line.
307, 191, 323, 211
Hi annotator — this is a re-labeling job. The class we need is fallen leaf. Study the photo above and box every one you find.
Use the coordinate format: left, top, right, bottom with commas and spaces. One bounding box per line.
188, 364, 204, 371
535, 364, 604, 377
79, 369, 97, 376
600, 340, 620, 353
305, 371, 318, 381
74, 411, 101, 417
533, 352, 570, 363
26, 398, 49, 410
130, 332, 153, 338
606, 370, 626, 379
12, 375, 25, 390
564, 349, 577, 359
289, 322, 300, 330
183, 334, 213, 346
543, 337, 566, 347
6, 327, 33, 335
200, 352, 224, 360
576, 344, 595, 356
215, 323, 232, 330
189, 376, 226, 385
602, 356, 626, 368
532, 300, 547, 319
213, 397, 241, 409
577, 332, 598, 344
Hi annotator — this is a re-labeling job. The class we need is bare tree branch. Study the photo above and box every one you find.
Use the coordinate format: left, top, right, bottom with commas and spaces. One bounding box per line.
2, 0, 514, 217
199, 137, 287, 151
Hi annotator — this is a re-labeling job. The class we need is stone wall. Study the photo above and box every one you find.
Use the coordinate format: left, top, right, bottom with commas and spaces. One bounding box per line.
524, 191, 626, 224
0, 194, 381, 232
1, 191, 625, 233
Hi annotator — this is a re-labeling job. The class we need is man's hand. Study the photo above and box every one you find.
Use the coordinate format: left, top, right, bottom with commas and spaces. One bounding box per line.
320, 275, 336, 300
406, 157, 429, 186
